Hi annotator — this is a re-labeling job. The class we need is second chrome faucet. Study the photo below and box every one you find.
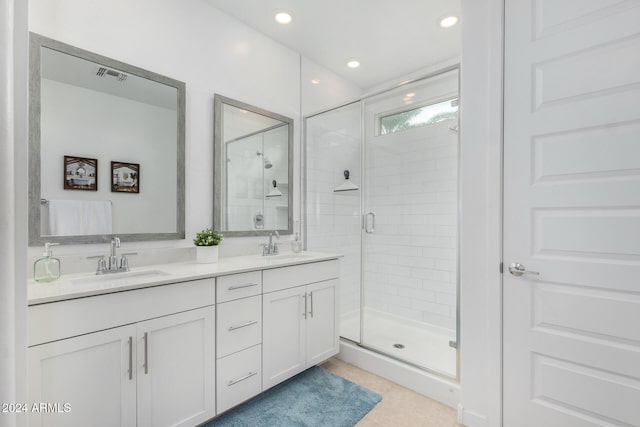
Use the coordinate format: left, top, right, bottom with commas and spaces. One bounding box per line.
261, 231, 280, 256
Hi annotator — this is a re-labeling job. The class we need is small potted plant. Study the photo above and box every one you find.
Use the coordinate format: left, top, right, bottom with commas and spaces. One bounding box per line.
193, 228, 223, 264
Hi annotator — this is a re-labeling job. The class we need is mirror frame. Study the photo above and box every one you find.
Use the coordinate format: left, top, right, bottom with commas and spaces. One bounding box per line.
28, 33, 186, 245
213, 94, 294, 237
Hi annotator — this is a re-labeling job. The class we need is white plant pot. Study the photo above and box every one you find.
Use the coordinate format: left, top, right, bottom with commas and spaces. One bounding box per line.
196, 245, 219, 264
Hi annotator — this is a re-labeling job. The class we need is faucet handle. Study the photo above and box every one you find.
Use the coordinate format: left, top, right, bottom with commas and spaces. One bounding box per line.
119, 256, 130, 271
259, 243, 269, 256
119, 252, 137, 272
87, 255, 107, 274
272, 242, 280, 255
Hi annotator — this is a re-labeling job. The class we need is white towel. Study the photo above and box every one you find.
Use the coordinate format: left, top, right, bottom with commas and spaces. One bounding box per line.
48, 200, 113, 236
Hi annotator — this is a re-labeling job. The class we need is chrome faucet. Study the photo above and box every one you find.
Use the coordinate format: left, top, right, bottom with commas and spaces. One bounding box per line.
89, 236, 137, 275
109, 237, 121, 271
261, 231, 280, 256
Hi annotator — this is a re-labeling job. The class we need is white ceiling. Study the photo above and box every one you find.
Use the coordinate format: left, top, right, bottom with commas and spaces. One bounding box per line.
206, 0, 461, 90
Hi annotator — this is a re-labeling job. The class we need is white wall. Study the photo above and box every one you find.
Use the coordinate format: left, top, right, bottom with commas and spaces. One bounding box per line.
41, 79, 177, 234
301, 56, 363, 116
28, 0, 302, 257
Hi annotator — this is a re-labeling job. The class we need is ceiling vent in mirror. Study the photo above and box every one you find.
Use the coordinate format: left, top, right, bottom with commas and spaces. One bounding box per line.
96, 66, 128, 82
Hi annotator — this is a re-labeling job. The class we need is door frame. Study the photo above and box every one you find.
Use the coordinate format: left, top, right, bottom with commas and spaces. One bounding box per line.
458, 0, 505, 425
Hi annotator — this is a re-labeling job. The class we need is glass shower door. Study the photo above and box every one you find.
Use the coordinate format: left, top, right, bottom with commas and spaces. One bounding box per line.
361, 70, 459, 377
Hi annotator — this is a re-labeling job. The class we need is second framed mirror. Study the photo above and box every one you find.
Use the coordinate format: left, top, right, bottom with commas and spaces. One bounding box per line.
213, 94, 293, 236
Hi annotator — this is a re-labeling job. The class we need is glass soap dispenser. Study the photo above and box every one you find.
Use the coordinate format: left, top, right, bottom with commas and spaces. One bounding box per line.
34, 242, 61, 283
291, 221, 302, 253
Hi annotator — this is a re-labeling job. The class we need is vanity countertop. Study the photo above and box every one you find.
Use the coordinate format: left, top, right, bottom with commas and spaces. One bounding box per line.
28, 252, 341, 306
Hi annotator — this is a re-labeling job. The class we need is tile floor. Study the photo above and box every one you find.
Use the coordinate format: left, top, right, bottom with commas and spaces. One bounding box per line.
321, 358, 463, 427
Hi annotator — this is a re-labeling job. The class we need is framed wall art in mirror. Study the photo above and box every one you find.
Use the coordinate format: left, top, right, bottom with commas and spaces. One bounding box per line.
63, 155, 98, 191
213, 94, 293, 237
29, 33, 185, 245
111, 161, 140, 194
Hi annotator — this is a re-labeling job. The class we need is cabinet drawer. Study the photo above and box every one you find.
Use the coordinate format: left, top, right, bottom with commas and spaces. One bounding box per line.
217, 295, 262, 358
217, 271, 262, 303
263, 260, 339, 293
216, 344, 262, 415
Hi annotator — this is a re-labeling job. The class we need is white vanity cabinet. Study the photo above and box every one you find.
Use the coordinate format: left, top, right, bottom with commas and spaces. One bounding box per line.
27, 254, 341, 425
28, 278, 216, 427
262, 260, 339, 390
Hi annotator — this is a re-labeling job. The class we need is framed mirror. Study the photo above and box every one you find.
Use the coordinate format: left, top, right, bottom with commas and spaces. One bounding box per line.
214, 94, 293, 236
29, 33, 185, 245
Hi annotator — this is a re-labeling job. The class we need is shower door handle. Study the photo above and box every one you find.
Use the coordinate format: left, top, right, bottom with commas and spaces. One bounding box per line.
364, 212, 375, 234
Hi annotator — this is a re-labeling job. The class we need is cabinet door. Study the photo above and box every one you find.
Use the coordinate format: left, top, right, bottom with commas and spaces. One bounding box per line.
28, 324, 137, 427
306, 279, 339, 366
137, 306, 215, 427
262, 286, 306, 390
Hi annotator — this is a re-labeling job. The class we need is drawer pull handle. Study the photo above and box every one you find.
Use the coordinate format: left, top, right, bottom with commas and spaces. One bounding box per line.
228, 371, 258, 386
228, 283, 259, 291
128, 336, 133, 381
143, 332, 149, 375
302, 293, 307, 319
228, 320, 258, 331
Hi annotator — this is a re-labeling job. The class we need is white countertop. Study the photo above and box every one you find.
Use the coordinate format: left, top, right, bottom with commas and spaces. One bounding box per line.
28, 252, 341, 305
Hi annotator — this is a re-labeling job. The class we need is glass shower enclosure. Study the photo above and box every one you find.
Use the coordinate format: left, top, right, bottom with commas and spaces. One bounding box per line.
304, 68, 459, 378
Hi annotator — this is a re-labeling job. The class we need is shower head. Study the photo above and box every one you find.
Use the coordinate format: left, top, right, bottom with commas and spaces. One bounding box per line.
257, 151, 273, 169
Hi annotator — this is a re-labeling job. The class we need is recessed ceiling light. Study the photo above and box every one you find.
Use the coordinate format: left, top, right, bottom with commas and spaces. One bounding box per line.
274, 11, 292, 24
311, 79, 320, 85
406, 93, 415, 98
439, 16, 459, 28
346, 59, 360, 69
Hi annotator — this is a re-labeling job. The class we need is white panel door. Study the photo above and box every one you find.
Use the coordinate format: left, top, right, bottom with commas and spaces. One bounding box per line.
306, 279, 339, 366
137, 307, 215, 427
28, 324, 137, 427
504, 1, 640, 426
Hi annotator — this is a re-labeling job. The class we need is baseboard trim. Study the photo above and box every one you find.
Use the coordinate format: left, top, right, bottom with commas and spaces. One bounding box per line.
457, 404, 488, 427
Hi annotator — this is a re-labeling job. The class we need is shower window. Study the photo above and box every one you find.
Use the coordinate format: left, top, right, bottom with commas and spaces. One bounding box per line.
379, 97, 458, 135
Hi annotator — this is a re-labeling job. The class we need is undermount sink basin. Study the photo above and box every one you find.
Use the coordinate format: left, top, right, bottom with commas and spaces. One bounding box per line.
71, 269, 170, 286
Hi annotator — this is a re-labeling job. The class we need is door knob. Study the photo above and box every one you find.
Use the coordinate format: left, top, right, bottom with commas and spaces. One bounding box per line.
508, 262, 539, 277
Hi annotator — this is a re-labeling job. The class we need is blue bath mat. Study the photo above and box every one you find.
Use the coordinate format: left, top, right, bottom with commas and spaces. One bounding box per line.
206, 366, 382, 427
